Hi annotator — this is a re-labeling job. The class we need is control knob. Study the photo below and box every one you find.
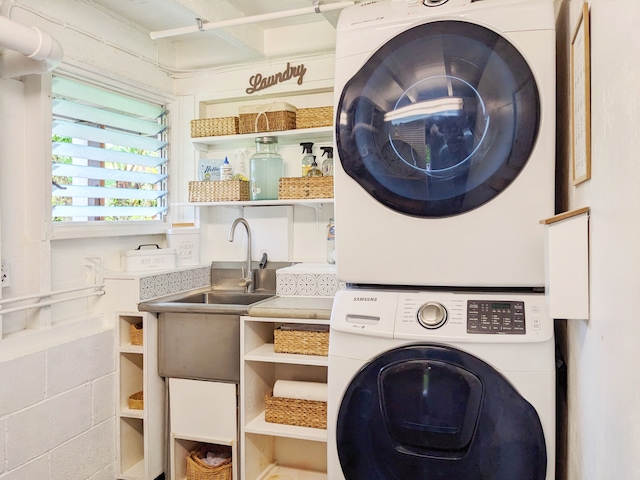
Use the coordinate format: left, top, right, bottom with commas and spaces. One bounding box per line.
417, 302, 447, 329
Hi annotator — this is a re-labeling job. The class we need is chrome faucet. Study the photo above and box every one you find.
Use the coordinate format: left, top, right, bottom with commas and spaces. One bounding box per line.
228, 217, 254, 292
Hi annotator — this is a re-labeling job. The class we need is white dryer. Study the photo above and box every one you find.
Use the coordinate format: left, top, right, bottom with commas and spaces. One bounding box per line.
333, 0, 556, 288
327, 287, 555, 479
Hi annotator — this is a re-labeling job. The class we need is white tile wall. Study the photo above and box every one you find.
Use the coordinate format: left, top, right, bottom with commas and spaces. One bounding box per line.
46, 332, 114, 396
0, 330, 116, 479
49, 420, 115, 480
92, 375, 116, 424
0, 353, 45, 415
0, 418, 4, 475
0, 456, 49, 480
7, 386, 92, 468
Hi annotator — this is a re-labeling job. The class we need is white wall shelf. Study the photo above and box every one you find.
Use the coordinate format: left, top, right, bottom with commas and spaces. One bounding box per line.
241, 315, 329, 480
173, 198, 333, 208
191, 126, 333, 151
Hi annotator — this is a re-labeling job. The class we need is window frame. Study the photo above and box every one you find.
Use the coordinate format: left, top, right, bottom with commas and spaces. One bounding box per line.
49, 69, 175, 240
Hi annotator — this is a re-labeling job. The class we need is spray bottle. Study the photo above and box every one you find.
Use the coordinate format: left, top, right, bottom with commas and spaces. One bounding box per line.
233, 148, 249, 181
300, 142, 314, 177
320, 146, 334, 177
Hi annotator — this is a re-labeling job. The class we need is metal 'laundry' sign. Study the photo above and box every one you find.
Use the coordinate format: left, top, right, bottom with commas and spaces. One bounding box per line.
246, 62, 307, 94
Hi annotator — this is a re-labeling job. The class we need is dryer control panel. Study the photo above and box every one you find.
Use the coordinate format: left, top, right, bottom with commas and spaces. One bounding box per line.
467, 300, 526, 334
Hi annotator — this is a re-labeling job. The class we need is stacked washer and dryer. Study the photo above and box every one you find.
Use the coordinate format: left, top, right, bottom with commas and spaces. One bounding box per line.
328, 0, 556, 479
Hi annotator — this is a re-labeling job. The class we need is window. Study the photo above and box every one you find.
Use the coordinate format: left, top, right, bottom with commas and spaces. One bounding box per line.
51, 77, 168, 222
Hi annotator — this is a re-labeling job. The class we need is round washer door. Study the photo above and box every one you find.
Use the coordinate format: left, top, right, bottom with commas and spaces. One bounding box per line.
336, 345, 547, 480
336, 20, 540, 217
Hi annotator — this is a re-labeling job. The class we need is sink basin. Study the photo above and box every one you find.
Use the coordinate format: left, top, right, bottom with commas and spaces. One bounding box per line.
177, 291, 275, 305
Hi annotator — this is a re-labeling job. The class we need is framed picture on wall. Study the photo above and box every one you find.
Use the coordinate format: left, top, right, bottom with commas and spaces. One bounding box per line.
571, 2, 591, 185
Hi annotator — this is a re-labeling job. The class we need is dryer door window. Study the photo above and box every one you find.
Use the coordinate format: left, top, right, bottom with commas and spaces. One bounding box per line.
336, 21, 540, 217
336, 344, 547, 479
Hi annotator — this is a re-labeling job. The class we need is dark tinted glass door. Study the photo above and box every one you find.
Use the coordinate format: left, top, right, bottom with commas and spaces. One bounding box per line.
336, 21, 540, 217
336, 345, 547, 479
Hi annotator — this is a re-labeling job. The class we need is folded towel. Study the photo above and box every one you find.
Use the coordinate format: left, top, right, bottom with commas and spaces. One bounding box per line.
273, 379, 328, 402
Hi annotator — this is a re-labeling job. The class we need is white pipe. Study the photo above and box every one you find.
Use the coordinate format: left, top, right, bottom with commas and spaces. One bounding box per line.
150, 1, 355, 40
0, 13, 64, 79
0, 290, 105, 316
0, 284, 105, 306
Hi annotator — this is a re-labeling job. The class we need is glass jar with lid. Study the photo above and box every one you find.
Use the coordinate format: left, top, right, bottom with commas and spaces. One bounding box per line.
249, 136, 284, 201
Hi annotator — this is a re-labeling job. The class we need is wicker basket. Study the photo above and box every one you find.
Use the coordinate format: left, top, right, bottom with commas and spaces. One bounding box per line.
274, 327, 329, 356
188, 180, 250, 202
278, 176, 334, 200
128, 391, 144, 410
295, 106, 334, 129
190, 117, 239, 138
239, 102, 297, 134
130, 321, 143, 346
186, 445, 232, 480
264, 393, 327, 429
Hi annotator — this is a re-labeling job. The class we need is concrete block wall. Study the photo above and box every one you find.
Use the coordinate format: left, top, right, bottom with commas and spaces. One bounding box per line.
0, 330, 116, 480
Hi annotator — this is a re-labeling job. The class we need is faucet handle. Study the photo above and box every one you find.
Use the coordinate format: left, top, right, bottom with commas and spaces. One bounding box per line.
239, 277, 254, 293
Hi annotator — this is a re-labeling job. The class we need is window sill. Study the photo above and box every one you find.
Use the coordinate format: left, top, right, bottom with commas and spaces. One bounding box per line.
50, 221, 169, 240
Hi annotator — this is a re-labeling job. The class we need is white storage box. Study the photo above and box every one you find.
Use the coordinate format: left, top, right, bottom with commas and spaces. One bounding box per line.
121, 244, 176, 272
167, 228, 200, 267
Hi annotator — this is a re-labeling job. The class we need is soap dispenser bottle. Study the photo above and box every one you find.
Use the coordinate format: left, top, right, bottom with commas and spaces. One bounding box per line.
320, 146, 334, 177
300, 142, 314, 177
307, 156, 322, 177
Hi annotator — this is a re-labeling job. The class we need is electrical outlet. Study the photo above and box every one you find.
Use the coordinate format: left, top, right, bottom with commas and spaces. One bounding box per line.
1, 258, 10, 288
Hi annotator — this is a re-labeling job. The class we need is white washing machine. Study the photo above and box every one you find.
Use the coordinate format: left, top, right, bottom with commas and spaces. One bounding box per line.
327, 287, 555, 479
333, 0, 556, 288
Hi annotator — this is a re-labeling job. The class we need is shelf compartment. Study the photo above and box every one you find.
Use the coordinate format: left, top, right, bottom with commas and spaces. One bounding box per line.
172, 435, 236, 480
119, 352, 143, 412
119, 314, 145, 348
245, 343, 328, 366
257, 464, 327, 480
245, 411, 327, 442
244, 435, 326, 480
119, 417, 144, 479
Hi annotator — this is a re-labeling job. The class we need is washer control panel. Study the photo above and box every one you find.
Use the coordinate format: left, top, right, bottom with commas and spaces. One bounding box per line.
467, 300, 526, 334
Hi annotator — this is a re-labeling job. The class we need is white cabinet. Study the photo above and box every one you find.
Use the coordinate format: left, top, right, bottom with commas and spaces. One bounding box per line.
116, 312, 165, 480
240, 315, 329, 480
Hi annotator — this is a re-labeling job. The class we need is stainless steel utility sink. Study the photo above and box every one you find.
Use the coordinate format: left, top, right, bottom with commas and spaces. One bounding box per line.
173, 291, 275, 306
138, 261, 289, 383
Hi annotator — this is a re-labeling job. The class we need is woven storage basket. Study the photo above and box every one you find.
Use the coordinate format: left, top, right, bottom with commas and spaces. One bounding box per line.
278, 176, 334, 200
130, 321, 143, 346
128, 391, 143, 410
295, 106, 334, 129
274, 327, 329, 356
188, 180, 250, 202
264, 393, 327, 429
238, 102, 297, 134
190, 117, 239, 138
186, 445, 232, 480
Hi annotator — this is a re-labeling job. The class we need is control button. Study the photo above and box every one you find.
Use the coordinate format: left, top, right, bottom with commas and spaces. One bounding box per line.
417, 302, 447, 329
531, 317, 541, 331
